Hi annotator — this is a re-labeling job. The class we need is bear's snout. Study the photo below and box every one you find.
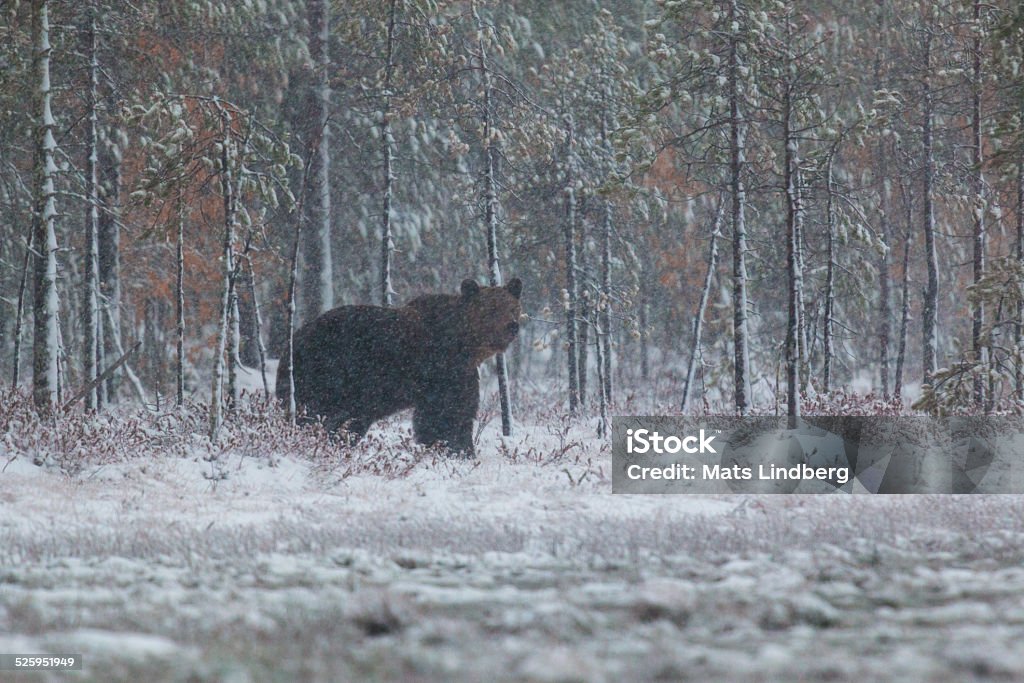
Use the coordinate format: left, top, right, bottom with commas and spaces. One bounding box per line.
505, 321, 520, 336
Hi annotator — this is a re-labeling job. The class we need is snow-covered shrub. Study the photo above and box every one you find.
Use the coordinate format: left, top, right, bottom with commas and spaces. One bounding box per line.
800, 389, 907, 416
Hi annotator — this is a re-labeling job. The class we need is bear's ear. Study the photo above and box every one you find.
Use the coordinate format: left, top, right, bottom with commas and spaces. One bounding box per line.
506, 278, 523, 299
461, 279, 480, 300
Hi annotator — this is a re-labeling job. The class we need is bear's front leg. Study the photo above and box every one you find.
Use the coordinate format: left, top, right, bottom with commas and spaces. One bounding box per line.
413, 367, 479, 457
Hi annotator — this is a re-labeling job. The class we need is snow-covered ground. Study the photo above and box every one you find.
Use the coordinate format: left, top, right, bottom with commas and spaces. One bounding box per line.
3, 399, 1024, 682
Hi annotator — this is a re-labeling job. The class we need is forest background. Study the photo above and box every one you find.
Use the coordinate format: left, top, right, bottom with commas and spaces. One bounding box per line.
2, 0, 1024, 430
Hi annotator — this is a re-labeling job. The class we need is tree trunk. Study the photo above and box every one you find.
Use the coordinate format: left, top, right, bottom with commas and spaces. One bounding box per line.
682, 201, 721, 413
1016, 149, 1024, 401
83, 9, 100, 411
599, 86, 614, 407
227, 280, 240, 410
284, 200, 302, 421
283, 139, 317, 421
564, 115, 580, 413
728, 0, 752, 415
142, 297, 167, 400
11, 220, 33, 390
380, 0, 398, 307
102, 303, 147, 404
301, 0, 333, 322
577, 222, 589, 408
475, 4, 513, 435
795, 166, 808, 391
595, 313, 608, 436
784, 87, 801, 426
246, 257, 270, 400
31, 0, 60, 412
236, 268, 260, 368
878, 177, 891, 396
875, 0, 891, 398
823, 156, 837, 392
98, 96, 122, 404
894, 185, 913, 399
921, 32, 939, 386
600, 201, 613, 406
639, 248, 649, 382
970, 0, 986, 408
176, 195, 185, 406
209, 111, 236, 441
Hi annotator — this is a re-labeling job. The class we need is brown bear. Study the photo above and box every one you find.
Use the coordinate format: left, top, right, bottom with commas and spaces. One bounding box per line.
277, 278, 522, 456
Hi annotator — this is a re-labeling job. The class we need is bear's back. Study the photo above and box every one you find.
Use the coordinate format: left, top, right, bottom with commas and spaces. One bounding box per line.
285, 304, 425, 419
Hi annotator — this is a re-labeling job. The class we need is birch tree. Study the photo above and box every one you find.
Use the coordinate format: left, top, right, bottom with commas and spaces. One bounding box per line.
681, 201, 722, 413
209, 108, 236, 439
131, 94, 294, 429
82, 6, 101, 410
379, 0, 399, 307
582, 10, 634, 409
874, 1, 893, 398
563, 113, 580, 413
471, 3, 515, 434
31, 0, 60, 412
726, 0, 753, 415
642, 0, 767, 414
822, 155, 837, 392
301, 0, 334, 322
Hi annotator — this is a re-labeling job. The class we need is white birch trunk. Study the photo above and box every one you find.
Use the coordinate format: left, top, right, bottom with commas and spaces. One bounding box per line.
728, 0, 752, 415
682, 201, 722, 414
380, 0, 398, 307
83, 9, 101, 411
823, 157, 837, 392
283, 153, 313, 422
31, 0, 60, 412
875, 0, 891, 398
209, 110, 235, 441
599, 77, 614, 406
794, 165, 808, 391
600, 203, 613, 406
783, 88, 801, 425
302, 0, 333, 321
563, 114, 580, 414
577, 223, 589, 408
475, 3, 513, 435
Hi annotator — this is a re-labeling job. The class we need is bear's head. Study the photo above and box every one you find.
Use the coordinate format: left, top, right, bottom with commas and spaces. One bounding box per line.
459, 278, 523, 363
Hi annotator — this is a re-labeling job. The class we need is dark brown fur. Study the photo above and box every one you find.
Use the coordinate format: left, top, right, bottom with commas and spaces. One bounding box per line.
277, 278, 522, 456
